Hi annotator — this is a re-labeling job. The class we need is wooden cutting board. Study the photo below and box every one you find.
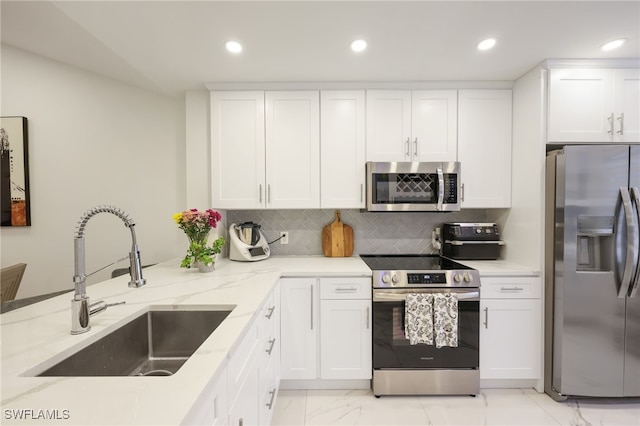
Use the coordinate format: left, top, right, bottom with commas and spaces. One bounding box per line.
322, 210, 354, 257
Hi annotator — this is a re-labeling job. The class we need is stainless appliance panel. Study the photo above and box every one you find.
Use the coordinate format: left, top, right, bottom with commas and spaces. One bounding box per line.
546, 145, 640, 400
373, 369, 480, 397
366, 161, 461, 212
625, 145, 640, 396
364, 254, 481, 396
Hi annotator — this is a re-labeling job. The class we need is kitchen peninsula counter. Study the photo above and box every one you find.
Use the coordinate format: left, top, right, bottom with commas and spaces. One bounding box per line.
0, 256, 370, 425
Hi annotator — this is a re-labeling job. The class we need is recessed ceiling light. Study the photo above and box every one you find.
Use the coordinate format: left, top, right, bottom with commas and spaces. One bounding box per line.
601, 38, 626, 51
350, 39, 367, 53
477, 38, 497, 51
225, 40, 243, 54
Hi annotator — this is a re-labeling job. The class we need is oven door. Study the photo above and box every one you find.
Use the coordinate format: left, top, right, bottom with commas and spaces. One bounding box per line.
372, 288, 479, 369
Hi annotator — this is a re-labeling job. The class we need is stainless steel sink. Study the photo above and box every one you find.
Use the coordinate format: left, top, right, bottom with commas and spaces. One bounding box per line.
36, 306, 234, 377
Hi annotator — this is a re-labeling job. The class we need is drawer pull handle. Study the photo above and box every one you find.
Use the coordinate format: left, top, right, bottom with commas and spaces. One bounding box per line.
266, 388, 277, 409
265, 306, 276, 319
266, 338, 277, 355
335, 286, 358, 292
366, 306, 370, 329
484, 307, 489, 329
500, 286, 524, 292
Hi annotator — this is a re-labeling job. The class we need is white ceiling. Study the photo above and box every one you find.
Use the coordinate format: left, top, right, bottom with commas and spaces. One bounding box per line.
2, 1, 639, 97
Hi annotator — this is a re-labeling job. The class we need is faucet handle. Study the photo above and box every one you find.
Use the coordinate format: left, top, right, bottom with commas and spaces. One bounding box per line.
89, 300, 126, 316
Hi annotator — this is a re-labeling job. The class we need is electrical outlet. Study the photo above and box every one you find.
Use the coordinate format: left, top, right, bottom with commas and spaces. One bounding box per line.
280, 231, 289, 245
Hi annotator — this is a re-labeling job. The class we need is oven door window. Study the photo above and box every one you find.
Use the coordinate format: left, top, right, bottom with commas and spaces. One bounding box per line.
373, 298, 479, 369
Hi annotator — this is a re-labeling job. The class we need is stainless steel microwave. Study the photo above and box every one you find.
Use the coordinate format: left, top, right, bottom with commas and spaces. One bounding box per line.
366, 162, 461, 212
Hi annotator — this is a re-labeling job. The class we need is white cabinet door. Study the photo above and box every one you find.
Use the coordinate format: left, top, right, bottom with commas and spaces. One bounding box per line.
228, 360, 259, 426
280, 278, 318, 380
411, 90, 458, 162
211, 91, 265, 209
548, 68, 640, 143
320, 90, 366, 208
614, 69, 640, 142
181, 365, 229, 426
365, 90, 457, 162
548, 68, 614, 142
458, 89, 512, 208
266, 91, 320, 209
320, 299, 372, 380
366, 90, 412, 161
479, 298, 541, 380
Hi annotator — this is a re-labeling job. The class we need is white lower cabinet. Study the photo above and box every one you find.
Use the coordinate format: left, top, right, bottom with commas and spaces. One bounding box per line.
479, 276, 542, 381
320, 278, 372, 380
258, 284, 280, 425
187, 283, 280, 426
280, 277, 318, 380
280, 277, 372, 385
181, 362, 229, 425
228, 356, 260, 426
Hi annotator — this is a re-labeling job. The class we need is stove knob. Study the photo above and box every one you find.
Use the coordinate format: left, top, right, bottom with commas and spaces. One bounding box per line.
391, 274, 399, 284
463, 273, 473, 283
453, 273, 462, 283
382, 274, 391, 284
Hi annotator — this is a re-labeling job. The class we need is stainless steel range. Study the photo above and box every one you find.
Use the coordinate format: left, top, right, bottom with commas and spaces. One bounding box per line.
360, 254, 481, 397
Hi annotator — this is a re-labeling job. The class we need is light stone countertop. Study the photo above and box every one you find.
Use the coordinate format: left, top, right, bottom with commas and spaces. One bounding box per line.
0, 256, 370, 425
457, 259, 541, 276
0, 254, 536, 425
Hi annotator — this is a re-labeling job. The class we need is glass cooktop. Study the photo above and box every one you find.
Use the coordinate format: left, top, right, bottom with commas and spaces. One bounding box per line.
359, 254, 472, 271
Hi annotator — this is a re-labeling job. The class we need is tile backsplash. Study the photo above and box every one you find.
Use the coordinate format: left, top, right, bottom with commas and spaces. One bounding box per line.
226, 209, 495, 256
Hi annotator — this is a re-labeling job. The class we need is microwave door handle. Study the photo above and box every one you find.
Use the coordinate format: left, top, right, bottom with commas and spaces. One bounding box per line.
629, 187, 640, 297
437, 168, 444, 211
618, 187, 637, 298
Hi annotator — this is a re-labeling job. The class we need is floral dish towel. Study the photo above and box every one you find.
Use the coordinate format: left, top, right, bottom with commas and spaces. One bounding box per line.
404, 293, 434, 345
433, 293, 459, 348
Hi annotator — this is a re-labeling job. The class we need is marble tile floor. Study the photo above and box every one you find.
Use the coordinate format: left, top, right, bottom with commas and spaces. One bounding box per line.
271, 388, 640, 426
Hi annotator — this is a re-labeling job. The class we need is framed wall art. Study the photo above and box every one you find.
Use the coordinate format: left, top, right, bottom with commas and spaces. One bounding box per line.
1, 116, 31, 226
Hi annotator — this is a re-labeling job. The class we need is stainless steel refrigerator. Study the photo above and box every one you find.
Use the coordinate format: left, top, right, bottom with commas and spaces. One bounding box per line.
545, 144, 640, 401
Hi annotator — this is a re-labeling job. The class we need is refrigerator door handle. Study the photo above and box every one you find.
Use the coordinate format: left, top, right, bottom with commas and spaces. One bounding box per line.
618, 187, 637, 298
629, 187, 640, 298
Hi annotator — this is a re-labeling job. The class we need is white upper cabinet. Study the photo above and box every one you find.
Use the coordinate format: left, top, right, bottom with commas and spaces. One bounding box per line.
266, 91, 320, 209
320, 91, 366, 209
458, 89, 513, 208
366, 90, 457, 162
614, 69, 640, 143
548, 68, 640, 143
211, 91, 320, 209
411, 90, 458, 161
211, 91, 265, 209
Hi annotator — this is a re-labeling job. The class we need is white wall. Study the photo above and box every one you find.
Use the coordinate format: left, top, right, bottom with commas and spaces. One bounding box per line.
502, 64, 547, 269
0, 46, 186, 298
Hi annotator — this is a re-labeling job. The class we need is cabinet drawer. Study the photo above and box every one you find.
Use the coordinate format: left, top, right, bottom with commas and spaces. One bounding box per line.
320, 277, 371, 299
227, 320, 259, 399
481, 276, 541, 299
259, 291, 277, 336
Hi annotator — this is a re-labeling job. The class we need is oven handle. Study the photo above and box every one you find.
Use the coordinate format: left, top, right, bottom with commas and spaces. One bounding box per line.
373, 289, 480, 302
